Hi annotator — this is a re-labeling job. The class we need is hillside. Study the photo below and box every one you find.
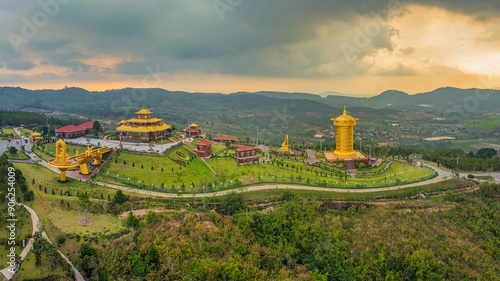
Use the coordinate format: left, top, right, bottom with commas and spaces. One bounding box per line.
90, 182, 500, 280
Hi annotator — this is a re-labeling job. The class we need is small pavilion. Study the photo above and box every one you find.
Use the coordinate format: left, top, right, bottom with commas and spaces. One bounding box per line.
30, 132, 43, 144
116, 108, 171, 142
184, 123, 202, 138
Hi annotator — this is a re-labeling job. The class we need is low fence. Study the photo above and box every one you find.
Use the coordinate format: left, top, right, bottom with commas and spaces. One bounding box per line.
97, 171, 439, 194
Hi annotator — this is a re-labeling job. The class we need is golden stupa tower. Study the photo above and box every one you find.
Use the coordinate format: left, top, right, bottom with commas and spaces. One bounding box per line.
332, 106, 358, 157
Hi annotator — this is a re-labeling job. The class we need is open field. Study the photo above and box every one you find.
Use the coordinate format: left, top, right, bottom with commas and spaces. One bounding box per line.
464, 115, 500, 129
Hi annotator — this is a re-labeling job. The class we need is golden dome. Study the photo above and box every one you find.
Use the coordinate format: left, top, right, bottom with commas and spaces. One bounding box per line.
331, 106, 358, 125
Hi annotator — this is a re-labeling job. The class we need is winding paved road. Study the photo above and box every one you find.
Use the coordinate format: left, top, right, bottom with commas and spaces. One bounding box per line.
0, 204, 84, 280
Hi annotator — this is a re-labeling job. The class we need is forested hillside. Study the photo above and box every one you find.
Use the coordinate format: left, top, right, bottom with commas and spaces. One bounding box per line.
88, 182, 500, 280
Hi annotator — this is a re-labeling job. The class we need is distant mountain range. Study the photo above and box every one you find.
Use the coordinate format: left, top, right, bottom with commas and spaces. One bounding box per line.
0, 86, 498, 141
236, 87, 500, 113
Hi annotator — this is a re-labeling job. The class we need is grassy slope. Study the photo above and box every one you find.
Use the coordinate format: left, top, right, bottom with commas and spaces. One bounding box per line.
0, 205, 33, 265
12, 163, 128, 275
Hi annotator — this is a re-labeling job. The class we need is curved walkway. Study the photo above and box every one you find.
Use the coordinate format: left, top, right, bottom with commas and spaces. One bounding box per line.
0, 204, 84, 280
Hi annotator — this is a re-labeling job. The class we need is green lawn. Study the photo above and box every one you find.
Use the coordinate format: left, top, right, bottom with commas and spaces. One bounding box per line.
100, 148, 433, 190
5, 150, 30, 160
350, 162, 432, 185
0, 205, 33, 266
33, 142, 88, 162
0, 128, 15, 140
19, 128, 34, 138
355, 161, 388, 174
475, 175, 495, 181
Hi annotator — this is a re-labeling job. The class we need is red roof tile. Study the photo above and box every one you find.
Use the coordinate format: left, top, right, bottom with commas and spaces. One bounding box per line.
197, 140, 212, 146
234, 146, 257, 152
78, 121, 94, 129
55, 125, 84, 133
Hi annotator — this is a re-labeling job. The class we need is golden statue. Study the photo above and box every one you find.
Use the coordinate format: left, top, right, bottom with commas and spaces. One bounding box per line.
332, 106, 358, 157
281, 135, 289, 152
48, 139, 111, 182
48, 139, 78, 182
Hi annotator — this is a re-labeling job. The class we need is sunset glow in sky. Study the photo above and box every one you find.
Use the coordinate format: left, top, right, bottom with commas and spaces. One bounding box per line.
1, 0, 500, 96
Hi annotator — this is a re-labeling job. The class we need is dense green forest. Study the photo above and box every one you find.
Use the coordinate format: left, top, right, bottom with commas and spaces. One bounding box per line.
84, 182, 500, 280
367, 147, 500, 172
0, 111, 86, 127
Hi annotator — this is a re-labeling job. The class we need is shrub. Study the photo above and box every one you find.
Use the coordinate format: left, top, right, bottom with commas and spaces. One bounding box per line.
57, 235, 66, 244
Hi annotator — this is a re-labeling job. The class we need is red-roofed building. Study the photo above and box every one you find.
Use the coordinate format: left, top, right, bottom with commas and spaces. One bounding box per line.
214, 135, 238, 144
196, 140, 212, 158
234, 146, 259, 164
56, 121, 103, 139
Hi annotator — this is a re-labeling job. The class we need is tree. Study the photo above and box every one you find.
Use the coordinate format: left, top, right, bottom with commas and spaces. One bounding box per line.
146, 245, 159, 265
93, 120, 101, 136
23, 190, 34, 201
111, 190, 128, 205
125, 212, 140, 228
8, 146, 17, 154
57, 235, 66, 244
476, 148, 497, 159
41, 126, 48, 137
78, 192, 92, 225
220, 192, 245, 215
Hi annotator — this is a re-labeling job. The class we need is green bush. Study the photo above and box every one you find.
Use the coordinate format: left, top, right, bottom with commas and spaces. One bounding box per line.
57, 234, 66, 244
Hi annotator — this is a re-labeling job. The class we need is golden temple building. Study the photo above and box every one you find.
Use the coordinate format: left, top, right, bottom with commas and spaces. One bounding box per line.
332, 106, 358, 157
116, 108, 172, 142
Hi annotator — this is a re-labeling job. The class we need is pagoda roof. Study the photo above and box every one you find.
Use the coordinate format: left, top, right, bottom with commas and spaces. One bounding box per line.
116, 123, 171, 133
234, 146, 257, 152
31, 132, 41, 136
189, 123, 198, 127
331, 106, 359, 123
125, 117, 163, 124
197, 140, 212, 146
135, 108, 153, 115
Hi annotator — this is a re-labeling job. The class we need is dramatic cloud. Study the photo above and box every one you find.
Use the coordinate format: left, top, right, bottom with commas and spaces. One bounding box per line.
0, 0, 499, 95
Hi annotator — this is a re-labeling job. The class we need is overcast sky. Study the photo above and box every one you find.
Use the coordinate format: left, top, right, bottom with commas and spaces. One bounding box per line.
1, 0, 499, 96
